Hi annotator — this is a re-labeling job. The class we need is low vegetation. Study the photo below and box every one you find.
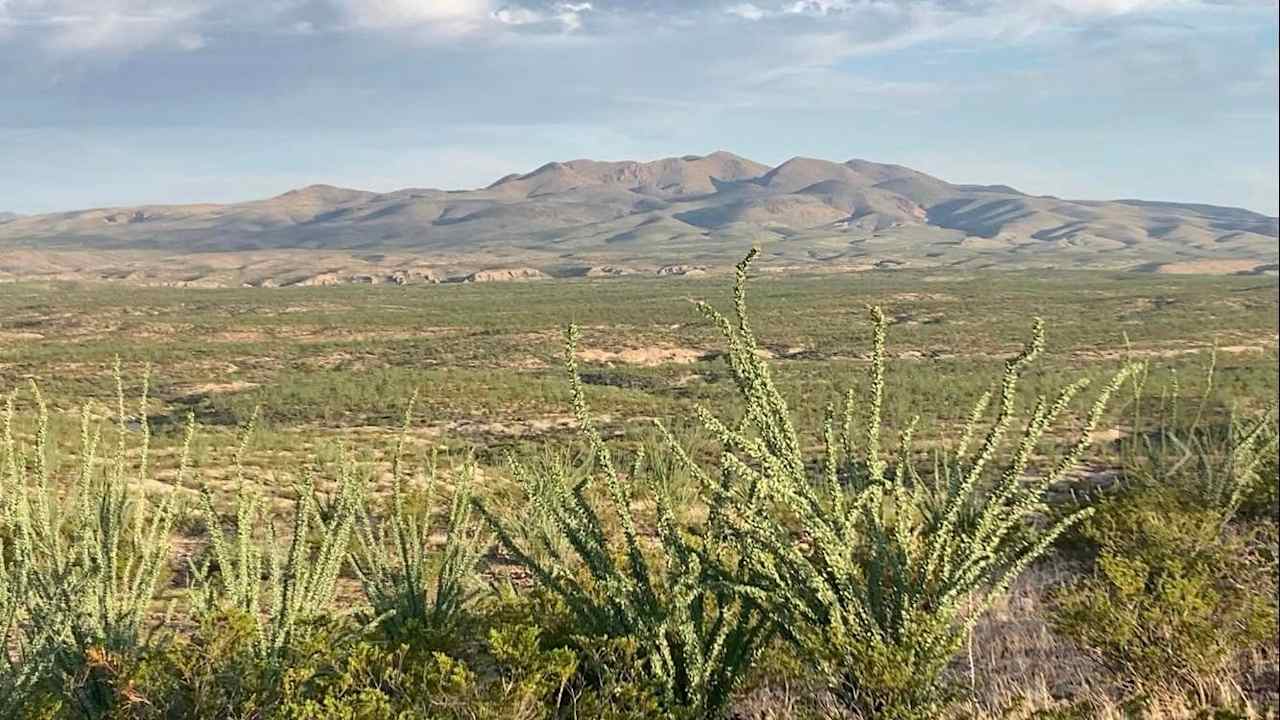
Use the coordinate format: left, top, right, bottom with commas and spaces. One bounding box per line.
1, 256, 1276, 719
1049, 360, 1279, 713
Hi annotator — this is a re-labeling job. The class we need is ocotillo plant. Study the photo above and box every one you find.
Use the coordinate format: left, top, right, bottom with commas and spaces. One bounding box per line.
0, 361, 192, 715
666, 248, 1137, 718
192, 410, 361, 660
476, 324, 774, 719
351, 392, 487, 644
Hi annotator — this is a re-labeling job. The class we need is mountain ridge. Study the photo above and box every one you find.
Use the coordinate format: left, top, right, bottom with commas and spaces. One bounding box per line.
1, 152, 1275, 287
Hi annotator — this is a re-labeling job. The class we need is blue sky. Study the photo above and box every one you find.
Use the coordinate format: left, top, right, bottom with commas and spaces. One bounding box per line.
1, 0, 1277, 215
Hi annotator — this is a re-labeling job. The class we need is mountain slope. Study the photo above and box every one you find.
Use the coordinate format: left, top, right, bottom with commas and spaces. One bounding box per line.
1, 152, 1275, 286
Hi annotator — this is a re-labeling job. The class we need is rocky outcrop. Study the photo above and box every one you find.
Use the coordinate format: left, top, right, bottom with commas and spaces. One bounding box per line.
290, 272, 343, 287
388, 268, 441, 285
584, 265, 640, 277
460, 267, 551, 283
655, 264, 708, 276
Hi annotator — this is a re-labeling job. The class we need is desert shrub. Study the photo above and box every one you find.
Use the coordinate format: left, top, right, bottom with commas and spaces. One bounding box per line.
1239, 441, 1279, 522
108, 604, 665, 720
0, 364, 191, 718
1047, 354, 1278, 705
283, 620, 653, 720
73, 609, 273, 719
1050, 489, 1278, 701
662, 249, 1135, 719
475, 323, 775, 718
69, 611, 411, 719
351, 392, 487, 647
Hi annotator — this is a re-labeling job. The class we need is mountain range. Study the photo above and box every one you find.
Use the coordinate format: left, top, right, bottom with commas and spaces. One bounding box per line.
1, 151, 1275, 286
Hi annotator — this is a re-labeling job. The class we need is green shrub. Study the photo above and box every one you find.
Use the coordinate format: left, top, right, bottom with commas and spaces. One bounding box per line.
663, 249, 1135, 718
107, 605, 667, 720
1048, 354, 1278, 705
1239, 441, 1279, 522
1050, 487, 1278, 699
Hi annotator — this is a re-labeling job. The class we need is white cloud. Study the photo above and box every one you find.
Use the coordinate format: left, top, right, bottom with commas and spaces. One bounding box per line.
784, 0, 850, 15
558, 2, 590, 29
0, 0, 1270, 58
725, 3, 766, 20
0, 0, 602, 51
174, 30, 205, 48
337, 0, 489, 30
723, 0, 1256, 28
1043, 0, 1177, 12
492, 2, 591, 31
492, 5, 542, 24
0, 0, 207, 51
723, 0, 850, 19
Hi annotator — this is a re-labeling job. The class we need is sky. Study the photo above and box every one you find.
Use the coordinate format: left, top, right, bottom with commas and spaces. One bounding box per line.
1, 0, 1277, 215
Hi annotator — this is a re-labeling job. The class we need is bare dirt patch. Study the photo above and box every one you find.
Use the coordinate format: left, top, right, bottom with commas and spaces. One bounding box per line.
174, 381, 258, 396
0, 331, 45, 341
331, 413, 592, 441
1074, 343, 1272, 361
444, 414, 586, 437
578, 345, 712, 366
1153, 259, 1268, 275
888, 292, 957, 303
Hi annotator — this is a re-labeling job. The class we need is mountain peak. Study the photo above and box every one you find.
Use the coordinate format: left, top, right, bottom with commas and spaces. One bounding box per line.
758, 157, 860, 192
275, 183, 368, 199
486, 152, 769, 197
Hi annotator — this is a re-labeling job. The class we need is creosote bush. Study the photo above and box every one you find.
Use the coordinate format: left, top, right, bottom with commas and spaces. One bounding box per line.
1050, 361, 1279, 709
1050, 488, 1277, 703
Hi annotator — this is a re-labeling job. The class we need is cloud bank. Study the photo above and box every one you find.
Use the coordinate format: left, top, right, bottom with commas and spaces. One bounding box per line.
0, 0, 1275, 214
